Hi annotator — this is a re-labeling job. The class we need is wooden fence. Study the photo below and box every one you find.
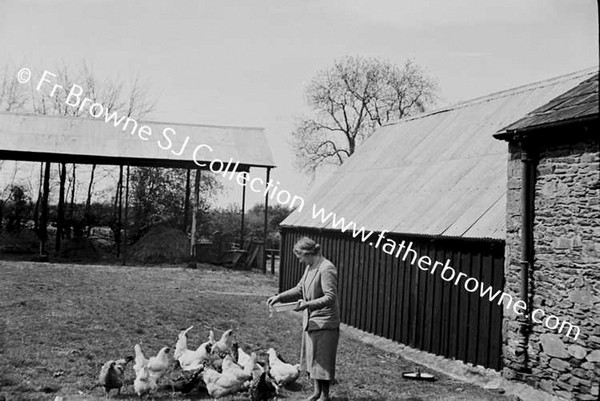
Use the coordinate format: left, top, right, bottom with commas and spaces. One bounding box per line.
280, 227, 505, 371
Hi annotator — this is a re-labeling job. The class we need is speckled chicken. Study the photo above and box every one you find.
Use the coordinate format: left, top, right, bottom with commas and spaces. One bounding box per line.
207, 330, 236, 372
98, 356, 133, 397
211, 329, 235, 357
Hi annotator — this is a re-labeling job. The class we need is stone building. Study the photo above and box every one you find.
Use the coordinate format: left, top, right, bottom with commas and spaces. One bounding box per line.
495, 73, 599, 400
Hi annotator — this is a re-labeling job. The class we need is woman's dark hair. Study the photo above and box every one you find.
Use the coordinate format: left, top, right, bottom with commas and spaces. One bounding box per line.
293, 237, 321, 255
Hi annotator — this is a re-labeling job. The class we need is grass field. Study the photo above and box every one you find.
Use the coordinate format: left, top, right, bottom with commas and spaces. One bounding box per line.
0, 260, 513, 401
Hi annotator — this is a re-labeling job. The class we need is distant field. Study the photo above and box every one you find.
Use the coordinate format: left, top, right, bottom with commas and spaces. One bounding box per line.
0, 261, 511, 401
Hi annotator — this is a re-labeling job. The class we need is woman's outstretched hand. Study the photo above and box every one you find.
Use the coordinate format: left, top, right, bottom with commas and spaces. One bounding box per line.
267, 295, 280, 307
295, 300, 309, 311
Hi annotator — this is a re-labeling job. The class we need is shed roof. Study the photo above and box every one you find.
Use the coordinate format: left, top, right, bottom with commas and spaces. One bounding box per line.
0, 112, 275, 169
496, 72, 599, 137
281, 68, 597, 240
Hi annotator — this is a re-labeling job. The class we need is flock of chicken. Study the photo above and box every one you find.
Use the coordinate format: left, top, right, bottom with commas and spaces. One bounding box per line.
97, 327, 301, 400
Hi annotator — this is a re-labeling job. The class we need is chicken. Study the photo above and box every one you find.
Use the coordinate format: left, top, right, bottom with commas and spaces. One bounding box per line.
174, 326, 194, 360
174, 326, 212, 371
133, 344, 171, 397
133, 365, 158, 398
250, 370, 278, 401
211, 329, 234, 357
207, 330, 236, 372
267, 348, 300, 387
239, 350, 265, 380
236, 345, 254, 368
166, 368, 205, 394
98, 356, 133, 397
202, 354, 253, 399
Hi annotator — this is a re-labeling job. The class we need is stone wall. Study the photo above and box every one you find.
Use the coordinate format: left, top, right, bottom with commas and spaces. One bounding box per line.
503, 132, 600, 401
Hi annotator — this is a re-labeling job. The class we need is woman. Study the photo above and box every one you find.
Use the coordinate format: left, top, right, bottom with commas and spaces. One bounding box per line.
267, 237, 340, 401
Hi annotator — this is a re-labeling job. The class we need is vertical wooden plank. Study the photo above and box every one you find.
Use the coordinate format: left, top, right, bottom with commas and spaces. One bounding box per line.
373, 245, 383, 335
383, 248, 394, 339
478, 251, 492, 367
372, 245, 381, 335
377, 245, 386, 337
362, 239, 371, 333
389, 242, 400, 341
408, 239, 419, 347
350, 237, 360, 328
365, 243, 375, 334
457, 251, 471, 363
344, 236, 352, 325
440, 246, 453, 358
338, 236, 346, 323
467, 250, 481, 365
427, 240, 437, 353
356, 242, 368, 330
431, 243, 445, 356
413, 240, 424, 350
414, 240, 424, 349
389, 238, 399, 341
449, 249, 462, 359
334, 235, 344, 320
393, 237, 406, 343
367, 243, 375, 334
397, 239, 406, 343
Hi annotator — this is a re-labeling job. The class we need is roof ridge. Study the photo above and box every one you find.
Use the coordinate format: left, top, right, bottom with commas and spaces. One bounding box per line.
0, 110, 265, 131
384, 66, 599, 127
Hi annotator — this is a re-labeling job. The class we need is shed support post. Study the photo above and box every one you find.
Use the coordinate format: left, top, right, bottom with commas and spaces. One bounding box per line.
39, 161, 51, 257
55, 163, 66, 255
263, 167, 271, 273
190, 169, 201, 257
184, 168, 191, 232
116, 165, 123, 258
240, 173, 246, 247
122, 165, 130, 265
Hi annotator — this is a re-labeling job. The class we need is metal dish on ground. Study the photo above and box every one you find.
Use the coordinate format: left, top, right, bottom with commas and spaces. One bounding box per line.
402, 370, 436, 381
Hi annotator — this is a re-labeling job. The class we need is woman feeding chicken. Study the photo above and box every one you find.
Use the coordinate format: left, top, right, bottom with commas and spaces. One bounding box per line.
267, 237, 340, 401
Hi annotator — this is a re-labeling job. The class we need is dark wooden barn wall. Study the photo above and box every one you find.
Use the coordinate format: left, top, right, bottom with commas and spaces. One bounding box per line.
280, 227, 505, 371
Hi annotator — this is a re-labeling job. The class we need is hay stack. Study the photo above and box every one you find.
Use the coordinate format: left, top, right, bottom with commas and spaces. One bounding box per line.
130, 226, 190, 264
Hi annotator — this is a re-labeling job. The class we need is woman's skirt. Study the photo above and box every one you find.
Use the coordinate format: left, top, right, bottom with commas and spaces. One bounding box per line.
300, 328, 340, 380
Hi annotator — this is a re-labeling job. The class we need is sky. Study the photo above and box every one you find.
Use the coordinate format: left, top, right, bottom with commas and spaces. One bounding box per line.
0, 0, 598, 208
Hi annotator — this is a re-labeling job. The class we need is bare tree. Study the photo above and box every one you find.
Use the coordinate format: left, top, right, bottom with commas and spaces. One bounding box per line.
292, 56, 438, 174
0, 63, 27, 112
1, 61, 157, 244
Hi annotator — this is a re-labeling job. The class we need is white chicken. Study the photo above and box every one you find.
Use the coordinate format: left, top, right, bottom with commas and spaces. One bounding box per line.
174, 326, 212, 371
238, 347, 264, 378
133, 365, 157, 398
202, 354, 253, 399
236, 345, 253, 368
267, 348, 300, 387
133, 344, 171, 397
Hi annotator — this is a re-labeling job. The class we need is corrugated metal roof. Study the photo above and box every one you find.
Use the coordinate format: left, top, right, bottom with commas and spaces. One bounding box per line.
498, 72, 599, 135
0, 112, 275, 168
282, 68, 597, 239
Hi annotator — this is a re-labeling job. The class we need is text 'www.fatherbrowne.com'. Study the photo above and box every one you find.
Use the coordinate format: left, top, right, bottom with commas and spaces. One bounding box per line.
310, 204, 581, 340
